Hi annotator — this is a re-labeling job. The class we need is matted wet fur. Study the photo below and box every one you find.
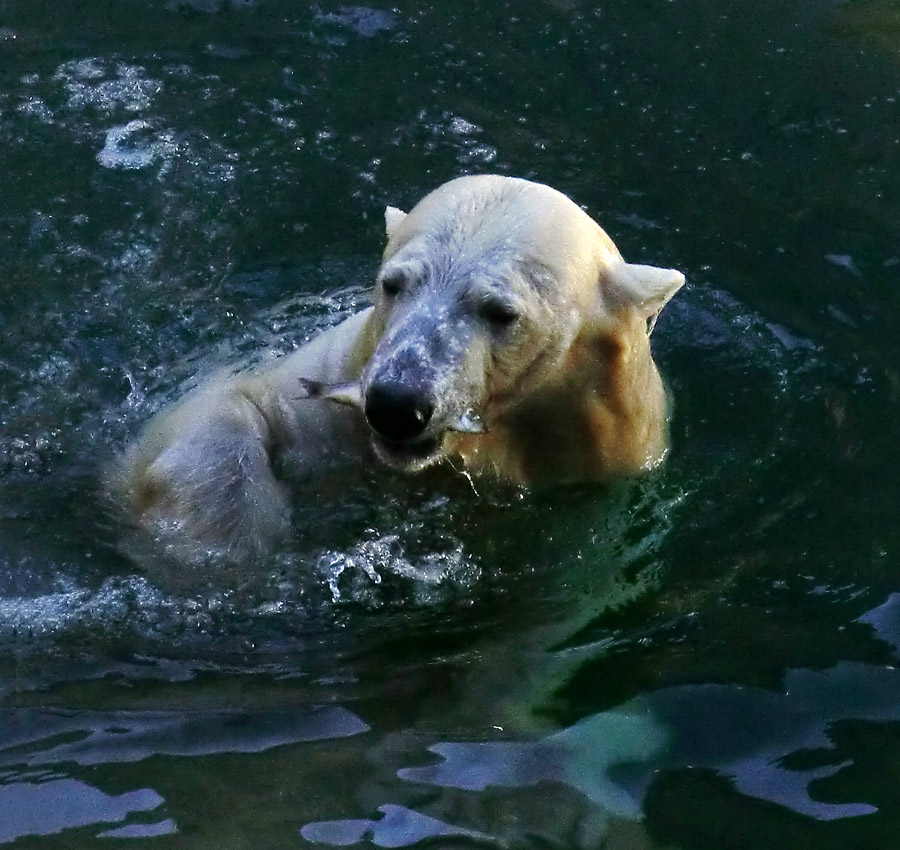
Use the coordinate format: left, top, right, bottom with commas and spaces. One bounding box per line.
109, 175, 684, 560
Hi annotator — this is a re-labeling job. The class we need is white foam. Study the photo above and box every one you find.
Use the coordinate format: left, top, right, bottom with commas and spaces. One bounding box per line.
0, 577, 164, 640
54, 60, 161, 114
317, 533, 480, 607
96, 120, 169, 170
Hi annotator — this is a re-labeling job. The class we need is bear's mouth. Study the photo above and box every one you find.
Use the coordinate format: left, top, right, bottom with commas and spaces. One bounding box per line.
296, 378, 485, 472
370, 433, 444, 472
368, 410, 486, 473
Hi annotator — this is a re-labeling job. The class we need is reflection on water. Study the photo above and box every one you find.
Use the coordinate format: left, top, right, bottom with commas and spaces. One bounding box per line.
5, 589, 883, 845
397, 710, 664, 819
301, 595, 900, 846
0, 706, 368, 843
0, 706, 368, 765
301, 805, 494, 848
0, 779, 163, 844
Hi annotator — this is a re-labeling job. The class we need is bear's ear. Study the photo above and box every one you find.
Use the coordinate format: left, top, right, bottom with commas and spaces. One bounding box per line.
604, 261, 685, 320
384, 206, 408, 242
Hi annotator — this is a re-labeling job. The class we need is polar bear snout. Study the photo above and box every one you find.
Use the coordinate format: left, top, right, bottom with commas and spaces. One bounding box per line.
363, 376, 444, 471
364, 381, 435, 443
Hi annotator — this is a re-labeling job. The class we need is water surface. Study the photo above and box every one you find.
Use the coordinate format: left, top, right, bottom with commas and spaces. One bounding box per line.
1, 0, 900, 847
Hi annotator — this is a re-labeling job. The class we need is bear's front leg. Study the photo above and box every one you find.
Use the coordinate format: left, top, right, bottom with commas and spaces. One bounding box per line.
117, 387, 291, 562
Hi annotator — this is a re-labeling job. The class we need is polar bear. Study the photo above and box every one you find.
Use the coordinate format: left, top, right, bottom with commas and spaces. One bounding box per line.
110, 175, 684, 561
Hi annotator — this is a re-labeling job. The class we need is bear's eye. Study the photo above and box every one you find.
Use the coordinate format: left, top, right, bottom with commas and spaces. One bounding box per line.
381, 271, 406, 296
480, 298, 520, 329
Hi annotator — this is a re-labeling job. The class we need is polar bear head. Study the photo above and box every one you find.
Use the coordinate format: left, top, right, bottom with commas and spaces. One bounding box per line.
356, 175, 684, 480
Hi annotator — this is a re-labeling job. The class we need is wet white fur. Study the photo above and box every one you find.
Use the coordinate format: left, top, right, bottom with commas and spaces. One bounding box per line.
110, 176, 683, 561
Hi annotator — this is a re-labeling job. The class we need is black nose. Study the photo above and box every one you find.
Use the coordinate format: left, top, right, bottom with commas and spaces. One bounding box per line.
365, 382, 434, 442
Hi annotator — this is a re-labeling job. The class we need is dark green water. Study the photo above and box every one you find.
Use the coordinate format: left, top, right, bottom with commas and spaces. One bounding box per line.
1, 0, 900, 846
